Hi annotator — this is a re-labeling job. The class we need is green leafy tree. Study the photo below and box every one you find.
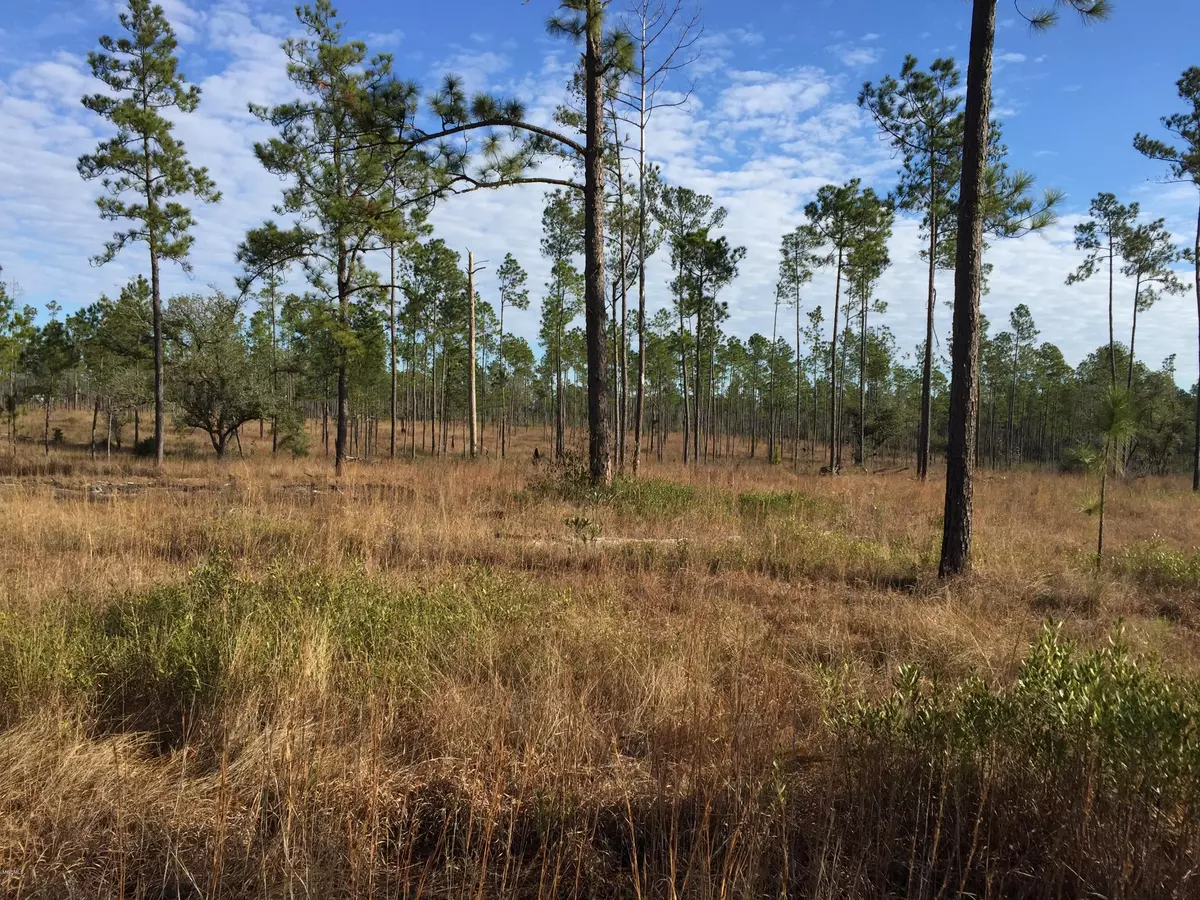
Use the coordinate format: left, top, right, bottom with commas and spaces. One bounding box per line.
69, 276, 154, 456
77, 0, 220, 467
1135, 67, 1200, 489
778, 226, 824, 469
166, 292, 269, 457
238, 0, 414, 476
940, 0, 1109, 577
652, 182, 726, 463
23, 317, 77, 455
1082, 387, 1138, 569
496, 253, 531, 458
675, 228, 744, 464
804, 180, 886, 473
0, 272, 36, 448
1066, 193, 1139, 386
1005, 303, 1039, 468
844, 197, 894, 467
371, 1, 633, 484
1120, 218, 1186, 391
860, 55, 962, 478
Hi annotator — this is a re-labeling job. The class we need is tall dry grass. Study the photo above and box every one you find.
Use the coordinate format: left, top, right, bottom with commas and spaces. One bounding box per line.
1, 412, 1199, 897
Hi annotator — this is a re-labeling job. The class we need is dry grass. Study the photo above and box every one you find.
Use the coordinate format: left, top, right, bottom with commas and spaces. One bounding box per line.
2, 412, 1200, 898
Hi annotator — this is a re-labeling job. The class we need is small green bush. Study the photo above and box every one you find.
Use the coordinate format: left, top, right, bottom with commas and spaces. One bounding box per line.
0, 556, 548, 744
736, 489, 838, 522
1114, 537, 1200, 588
826, 624, 1200, 895
523, 466, 696, 520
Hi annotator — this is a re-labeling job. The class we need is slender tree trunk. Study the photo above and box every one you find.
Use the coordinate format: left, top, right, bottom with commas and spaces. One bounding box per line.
693, 297, 702, 465
633, 38, 649, 476
768, 293, 779, 464
499, 298, 507, 459
1007, 341, 1018, 469
858, 289, 867, 467
918, 202, 937, 479
270, 291, 278, 454
1108, 232, 1117, 386
828, 250, 843, 472
794, 290, 801, 470
1193, 201, 1200, 491
584, 4, 611, 485
335, 287, 349, 476
1127, 283, 1141, 393
43, 397, 50, 456
90, 394, 100, 459
468, 250, 478, 458
838, 315, 849, 470
940, 0, 995, 578
145, 135, 165, 470
390, 244, 397, 459
555, 346, 565, 460
678, 296, 691, 464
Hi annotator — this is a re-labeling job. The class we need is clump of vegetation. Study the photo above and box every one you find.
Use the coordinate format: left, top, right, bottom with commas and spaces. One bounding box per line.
735, 488, 838, 522
524, 463, 696, 520
564, 513, 602, 544
1115, 537, 1200, 588
0, 556, 546, 743
825, 624, 1200, 896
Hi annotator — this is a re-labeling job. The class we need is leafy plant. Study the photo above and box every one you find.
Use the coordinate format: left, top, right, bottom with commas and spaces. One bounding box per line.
564, 514, 602, 544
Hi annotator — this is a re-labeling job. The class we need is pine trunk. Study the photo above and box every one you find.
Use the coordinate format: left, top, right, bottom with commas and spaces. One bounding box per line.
939, 0, 995, 578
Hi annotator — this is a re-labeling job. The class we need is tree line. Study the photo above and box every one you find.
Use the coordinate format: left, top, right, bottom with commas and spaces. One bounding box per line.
2, 0, 1198, 577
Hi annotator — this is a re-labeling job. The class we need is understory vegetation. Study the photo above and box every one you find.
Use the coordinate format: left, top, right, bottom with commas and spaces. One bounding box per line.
0, 414, 1199, 897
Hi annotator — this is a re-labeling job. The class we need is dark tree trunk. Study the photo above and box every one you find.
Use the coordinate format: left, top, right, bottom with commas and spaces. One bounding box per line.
90, 394, 100, 460
584, 3, 611, 486
940, 0, 995, 578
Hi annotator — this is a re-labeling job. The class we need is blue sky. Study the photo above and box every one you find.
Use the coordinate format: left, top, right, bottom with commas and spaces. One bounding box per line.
1, 0, 1198, 383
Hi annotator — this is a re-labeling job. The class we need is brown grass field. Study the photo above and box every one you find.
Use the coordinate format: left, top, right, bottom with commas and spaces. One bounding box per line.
2, 411, 1200, 898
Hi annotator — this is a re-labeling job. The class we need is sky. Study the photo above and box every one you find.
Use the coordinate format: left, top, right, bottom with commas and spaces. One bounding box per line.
1, 0, 1198, 384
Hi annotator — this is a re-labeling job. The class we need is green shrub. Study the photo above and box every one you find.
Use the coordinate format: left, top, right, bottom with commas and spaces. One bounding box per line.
825, 624, 1200, 895
522, 467, 696, 520
0, 557, 548, 744
736, 489, 837, 522
1114, 537, 1200, 588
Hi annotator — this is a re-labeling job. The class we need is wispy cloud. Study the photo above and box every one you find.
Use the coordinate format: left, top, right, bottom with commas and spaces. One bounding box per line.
827, 41, 882, 68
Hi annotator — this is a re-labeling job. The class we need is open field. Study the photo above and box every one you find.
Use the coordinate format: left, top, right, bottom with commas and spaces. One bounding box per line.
3, 413, 1200, 898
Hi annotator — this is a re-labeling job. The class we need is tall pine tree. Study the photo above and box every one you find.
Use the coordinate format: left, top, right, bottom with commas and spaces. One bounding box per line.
78, 0, 219, 467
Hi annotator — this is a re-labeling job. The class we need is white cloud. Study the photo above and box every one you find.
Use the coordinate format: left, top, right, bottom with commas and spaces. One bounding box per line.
827, 41, 883, 68
432, 49, 511, 94
0, 0, 1197, 393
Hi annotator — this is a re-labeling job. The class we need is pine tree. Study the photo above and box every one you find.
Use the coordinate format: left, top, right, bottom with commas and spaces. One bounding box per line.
77, 0, 220, 468
940, 0, 1109, 577
860, 56, 962, 480
1066, 193, 1139, 387
496, 254, 531, 458
777, 227, 823, 469
237, 0, 412, 477
1134, 68, 1200, 489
